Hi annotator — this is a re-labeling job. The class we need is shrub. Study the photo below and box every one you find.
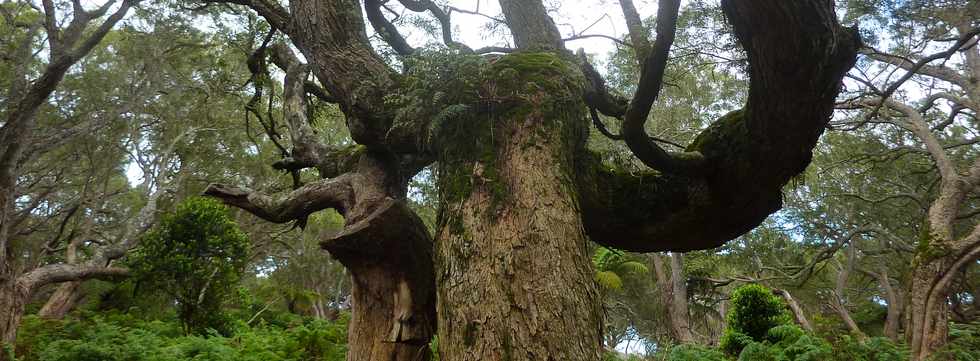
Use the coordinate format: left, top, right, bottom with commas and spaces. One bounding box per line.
14, 312, 348, 361
726, 284, 791, 341
131, 197, 250, 335
667, 344, 727, 361
720, 284, 791, 355
720, 330, 755, 356
832, 335, 907, 361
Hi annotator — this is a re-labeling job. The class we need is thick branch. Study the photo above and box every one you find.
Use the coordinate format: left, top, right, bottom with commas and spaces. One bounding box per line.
498, 0, 563, 50
618, 0, 651, 60
286, 0, 398, 147
18, 264, 128, 292
365, 0, 414, 56
578, 0, 859, 252
204, 175, 354, 223
620, 0, 704, 175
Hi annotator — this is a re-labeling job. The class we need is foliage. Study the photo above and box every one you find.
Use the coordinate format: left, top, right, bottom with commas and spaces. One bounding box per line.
931, 322, 980, 361
666, 344, 726, 361
14, 312, 346, 361
593, 247, 649, 292
720, 284, 792, 355
131, 197, 250, 334
832, 336, 907, 361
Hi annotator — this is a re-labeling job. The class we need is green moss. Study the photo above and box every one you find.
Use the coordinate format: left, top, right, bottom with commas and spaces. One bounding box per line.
687, 108, 746, 155
915, 219, 950, 263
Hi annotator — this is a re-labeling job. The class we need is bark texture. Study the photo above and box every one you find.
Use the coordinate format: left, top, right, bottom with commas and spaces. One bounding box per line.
0, 281, 30, 357
207, 154, 436, 361
652, 254, 694, 343
38, 281, 84, 319
434, 54, 602, 361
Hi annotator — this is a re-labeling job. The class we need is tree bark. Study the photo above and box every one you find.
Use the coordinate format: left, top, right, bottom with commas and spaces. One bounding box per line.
652, 253, 694, 344
908, 258, 951, 361
773, 289, 813, 333
668, 253, 694, 343
207, 1, 857, 359
0, 281, 30, 361
38, 281, 84, 319
874, 265, 903, 341
207, 154, 437, 361
433, 55, 602, 361
326, 200, 435, 361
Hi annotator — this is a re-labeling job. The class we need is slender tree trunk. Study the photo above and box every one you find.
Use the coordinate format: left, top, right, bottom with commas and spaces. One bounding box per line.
668, 253, 694, 343
874, 265, 903, 341
653, 253, 694, 344
773, 289, 813, 332
38, 281, 84, 319
832, 246, 867, 340
434, 54, 602, 361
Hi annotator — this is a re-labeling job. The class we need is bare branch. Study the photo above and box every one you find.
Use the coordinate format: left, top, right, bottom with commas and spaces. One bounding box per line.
365, 0, 414, 56
204, 175, 355, 223
618, 0, 650, 60
201, 0, 291, 33
620, 0, 705, 175
861, 26, 980, 115
397, 0, 469, 50
19, 264, 128, 291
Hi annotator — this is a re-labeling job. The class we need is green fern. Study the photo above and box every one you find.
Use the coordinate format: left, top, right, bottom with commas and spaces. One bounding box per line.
595, 271, 624, 291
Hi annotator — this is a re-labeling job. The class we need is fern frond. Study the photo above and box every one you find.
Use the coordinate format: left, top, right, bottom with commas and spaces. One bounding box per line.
616, 261, 649, 275
595, 271, 623, 291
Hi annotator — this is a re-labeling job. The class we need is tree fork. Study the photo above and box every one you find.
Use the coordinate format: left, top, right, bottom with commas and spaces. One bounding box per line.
206, 152, 436, 361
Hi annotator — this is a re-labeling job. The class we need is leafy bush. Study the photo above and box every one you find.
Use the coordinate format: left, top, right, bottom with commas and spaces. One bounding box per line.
720, 284, 791, 355
667, 344, 726, 361
131, 197, 250, 334
726, 284, 792, 341
720, 330, 755, 356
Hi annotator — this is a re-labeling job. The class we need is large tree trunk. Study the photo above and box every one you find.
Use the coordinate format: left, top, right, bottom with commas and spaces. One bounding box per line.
343, 259, 432, 361
38, 281, 84, 319
0, 280, 30, 361
322, 194, 436, 361
434, 53, 603, 361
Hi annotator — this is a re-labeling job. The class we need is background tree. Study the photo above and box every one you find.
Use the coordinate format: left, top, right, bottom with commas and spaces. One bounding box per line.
831, 1, 980, 358
0, 0, 139, 352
